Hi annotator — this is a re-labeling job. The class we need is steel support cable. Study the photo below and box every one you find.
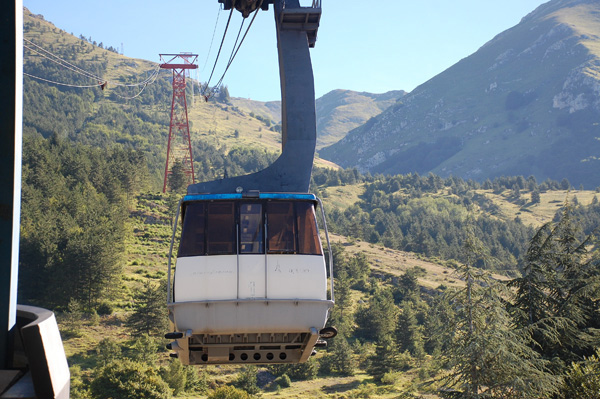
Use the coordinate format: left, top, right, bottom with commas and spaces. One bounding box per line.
24, 48, 159, 92
24, 67, 160, 94
111, 65, 161, 87
24, 37, 161, 88
111, 65, 162, 99
24, 45, 103, 85
24, 53, 159, 93
211, 0, 264, 93
23, 72, 104, 88
201, 4, 223, 73
112, 80, 150, 99
202, 1, 237, 95
23, 42, 104, 81
24, 45, 100, 82
24, 38, 104, 81
226, 18, 246, 68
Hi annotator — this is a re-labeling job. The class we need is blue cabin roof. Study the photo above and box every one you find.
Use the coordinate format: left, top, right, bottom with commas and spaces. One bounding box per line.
183, 193, 317, 202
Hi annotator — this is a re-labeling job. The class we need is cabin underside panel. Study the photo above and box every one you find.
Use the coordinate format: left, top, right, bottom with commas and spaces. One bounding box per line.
168, 299, 332, 335
172, 329, 320, 365
167, 300, 331, 365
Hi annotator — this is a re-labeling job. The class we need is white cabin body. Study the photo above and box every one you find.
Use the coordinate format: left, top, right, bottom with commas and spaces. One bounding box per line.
167, 193, 333, 365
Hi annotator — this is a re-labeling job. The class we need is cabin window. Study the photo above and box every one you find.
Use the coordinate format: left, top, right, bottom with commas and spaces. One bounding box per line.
267, 202, 297, 253
266, 202, 322, 255
239, 203, 263, 254
179, 200, 322, 257
178, 202, 206, 257
296, 202, 322, 255
206, 202, 236, 255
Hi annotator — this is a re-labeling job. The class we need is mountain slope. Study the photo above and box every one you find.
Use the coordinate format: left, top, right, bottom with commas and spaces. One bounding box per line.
320, 0, 600, 188
25, 7, 413, 180
230, 89, 406, 150
22, 7, 335, 188
315, 89, 406, 149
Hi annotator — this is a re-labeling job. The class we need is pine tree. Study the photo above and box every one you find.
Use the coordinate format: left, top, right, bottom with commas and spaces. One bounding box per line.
559, 349, 600, 398
367, 336, 407, 383
90, 359, 171, 399
96, 338, 122, 366
423, 294, 455, 356
329, 266, 353, 336
322, 336, 356, 376
441, 224, 558, 398
508, 223, 557, 335
168, 160, 188, 193
545, 204, 600, 363
127, 280, 168, 337
531, 189, 541, 204
354, 287, 398, 342
396, 300, 425, 361
510, 202, 600, 373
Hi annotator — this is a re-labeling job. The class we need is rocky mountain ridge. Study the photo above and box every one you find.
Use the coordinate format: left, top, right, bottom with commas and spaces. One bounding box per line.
320, 0, 600, 188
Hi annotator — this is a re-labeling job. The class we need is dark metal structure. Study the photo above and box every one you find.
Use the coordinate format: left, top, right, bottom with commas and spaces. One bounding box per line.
166, 0, 333, 365
160, 53, 198, 193
188, 0, 322, 195
2, 2, 70, 397
0, 0, 21, 373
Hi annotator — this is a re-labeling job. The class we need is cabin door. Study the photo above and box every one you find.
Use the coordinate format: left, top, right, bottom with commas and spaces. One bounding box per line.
238, 203, 266, 299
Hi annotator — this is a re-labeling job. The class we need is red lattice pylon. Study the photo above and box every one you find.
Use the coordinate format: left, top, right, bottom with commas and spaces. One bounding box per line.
160, 53, 198, 193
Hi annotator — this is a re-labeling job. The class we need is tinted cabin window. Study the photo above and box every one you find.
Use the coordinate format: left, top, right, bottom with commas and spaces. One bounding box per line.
207, 202, 236, 255
296, 202, 322, 255
267, 202, 297, 253
240, 203, 263, 254
179, 199, 322, 257
178, 203, 206, 257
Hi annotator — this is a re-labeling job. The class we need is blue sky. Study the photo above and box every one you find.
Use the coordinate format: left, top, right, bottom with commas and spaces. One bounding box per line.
24, 0, 549, 101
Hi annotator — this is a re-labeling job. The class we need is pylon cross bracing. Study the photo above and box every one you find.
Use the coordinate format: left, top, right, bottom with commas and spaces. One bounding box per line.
159, 53, 199, 192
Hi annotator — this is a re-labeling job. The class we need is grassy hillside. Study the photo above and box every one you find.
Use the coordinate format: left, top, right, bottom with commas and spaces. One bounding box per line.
320, 176, 598, 230
15, 124, 594, 398
315, 90, 406, 149
57, 179, 600, 398
230, 97, 281, 124
59, 190, 459, 399
23, 8, 336, 191
24, 9, 157, 83
478, 188, 598, 227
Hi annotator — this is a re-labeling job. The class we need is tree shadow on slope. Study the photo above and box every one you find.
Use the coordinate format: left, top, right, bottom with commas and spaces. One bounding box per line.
372, 136, 463, 176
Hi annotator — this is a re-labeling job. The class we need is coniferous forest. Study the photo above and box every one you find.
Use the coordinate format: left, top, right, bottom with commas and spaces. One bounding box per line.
18, 8, 600, 399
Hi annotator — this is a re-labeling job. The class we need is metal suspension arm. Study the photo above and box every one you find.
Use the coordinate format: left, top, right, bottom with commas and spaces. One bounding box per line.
188, 0, 321, 195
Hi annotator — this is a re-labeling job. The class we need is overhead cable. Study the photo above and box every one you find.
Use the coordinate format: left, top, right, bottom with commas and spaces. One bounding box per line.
201, 4, 223, 73
24, 39, 104, 81
112, 67, 162, 100
211, 0, 264, 93
226, 18, 246, 67
203, 2, 236, 95
112, 65, 161, 87
24, 37, 161, 89
23, 72, 104, 88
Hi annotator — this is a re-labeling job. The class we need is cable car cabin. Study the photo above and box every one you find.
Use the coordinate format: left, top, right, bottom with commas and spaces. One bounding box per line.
166, 193, 335, 365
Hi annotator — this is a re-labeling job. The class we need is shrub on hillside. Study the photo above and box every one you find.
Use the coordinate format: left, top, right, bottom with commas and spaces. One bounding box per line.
207, 386, 251, 399
273, 374, 291, 389
90, 359, 171, 399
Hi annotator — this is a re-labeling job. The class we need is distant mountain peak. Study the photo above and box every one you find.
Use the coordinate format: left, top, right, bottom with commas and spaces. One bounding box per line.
320, 0, 600, 188
521, 0, 595, 24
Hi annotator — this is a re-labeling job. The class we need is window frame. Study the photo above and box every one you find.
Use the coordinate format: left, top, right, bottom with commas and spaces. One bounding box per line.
178, 199, 322, 257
